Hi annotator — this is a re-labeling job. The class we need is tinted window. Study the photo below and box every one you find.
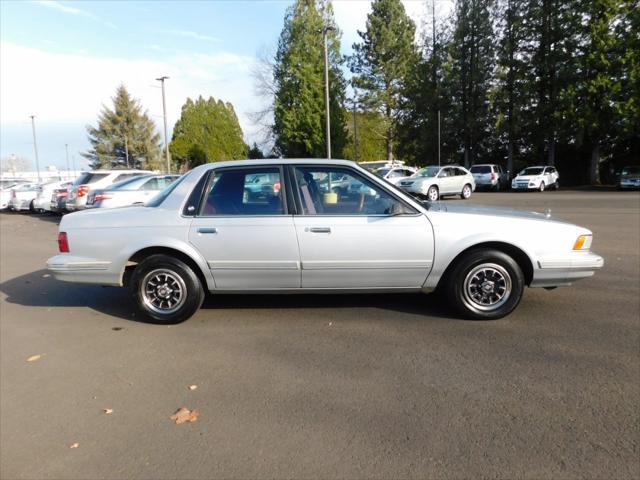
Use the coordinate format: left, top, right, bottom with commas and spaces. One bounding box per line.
293, 166, 413, 216
74, 173, 109, 185
200, 168, 283, 216
455, 168, 468, 176
470, 165, 491, 174
622, 166, 640, 175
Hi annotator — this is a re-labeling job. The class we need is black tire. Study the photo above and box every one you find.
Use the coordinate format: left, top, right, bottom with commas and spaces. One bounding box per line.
553, 181, 560, 190
29, 200, 36, 213
130, 254, 205, 324
461, 183, 472, 199
444, 249, 524, 320
539, 182, 545, 192
427, 185, 439, 202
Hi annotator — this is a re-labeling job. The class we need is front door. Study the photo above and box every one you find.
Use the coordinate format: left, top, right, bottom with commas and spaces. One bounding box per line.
290, 165, 434, 289
189, 166, 300, 289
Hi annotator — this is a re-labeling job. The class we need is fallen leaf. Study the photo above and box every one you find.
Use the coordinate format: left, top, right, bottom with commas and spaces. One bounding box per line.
26, 354, 43, 362
103, 408, 114, 415
69, 443, 79, 449
170, 407, 199, 424
188, 385, 198, 391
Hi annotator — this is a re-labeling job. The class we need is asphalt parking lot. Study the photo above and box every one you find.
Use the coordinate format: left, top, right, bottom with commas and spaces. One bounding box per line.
1, 190, 639, 479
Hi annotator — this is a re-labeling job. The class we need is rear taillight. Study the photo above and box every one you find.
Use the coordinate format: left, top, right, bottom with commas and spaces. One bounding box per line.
11, 190, 16, 198
57, 191, 68, 198
58, 232, 69, 253
491, 173, 497, 181
77, 185, 90, 197
94, 194, 112, 202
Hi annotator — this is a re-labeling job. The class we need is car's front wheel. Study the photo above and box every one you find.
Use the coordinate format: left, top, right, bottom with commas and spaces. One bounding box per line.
427, 185, 439, 201
130, 254, 205, 324
461, 184, 472, 199
444, 249, 524, 320
539, 182, 545, 192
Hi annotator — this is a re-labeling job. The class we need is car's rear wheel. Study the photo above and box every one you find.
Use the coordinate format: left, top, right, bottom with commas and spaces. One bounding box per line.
444, 249, 524, 320
427, 185, 439, 202
130, 254, 205, 324
461, 184, 472, 199
539, 182, 545, 192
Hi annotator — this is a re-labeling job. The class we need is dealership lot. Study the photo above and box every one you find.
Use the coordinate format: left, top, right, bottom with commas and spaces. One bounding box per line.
1, 191, 638, 479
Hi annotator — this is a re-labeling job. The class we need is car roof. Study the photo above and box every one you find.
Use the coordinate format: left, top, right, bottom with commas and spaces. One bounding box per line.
83, 169, 153, 174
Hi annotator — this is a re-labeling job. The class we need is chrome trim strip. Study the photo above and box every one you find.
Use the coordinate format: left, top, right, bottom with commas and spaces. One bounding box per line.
207, 260, 300, 270
301, 260, 432, 270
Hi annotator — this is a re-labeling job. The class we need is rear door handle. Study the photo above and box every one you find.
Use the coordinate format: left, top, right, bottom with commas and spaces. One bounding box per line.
197, 227, 218, 234
308, 227, 331, 234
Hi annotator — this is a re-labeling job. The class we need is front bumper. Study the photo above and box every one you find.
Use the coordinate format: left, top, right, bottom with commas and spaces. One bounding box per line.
9, 199, 31, 211
619, 179, 640, 189
530, 251, 604, 287
47, 254, 120, 285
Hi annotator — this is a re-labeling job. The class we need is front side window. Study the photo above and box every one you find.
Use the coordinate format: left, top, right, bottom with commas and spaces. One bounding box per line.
293, 166, 414, 216
200, 167, 284, 216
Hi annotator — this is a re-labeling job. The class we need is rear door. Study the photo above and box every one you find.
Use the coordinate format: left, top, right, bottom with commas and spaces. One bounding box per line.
290, 165, 434, 289
189, 166, 300, 289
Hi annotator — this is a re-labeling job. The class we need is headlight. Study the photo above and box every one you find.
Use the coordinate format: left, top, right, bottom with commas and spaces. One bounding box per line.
573, 234, 593, 250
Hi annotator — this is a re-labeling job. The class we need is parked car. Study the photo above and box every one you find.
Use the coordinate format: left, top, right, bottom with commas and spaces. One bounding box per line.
33, 181, 73, 212
50, 187, 70, 213
47, 159, 603, 324
511, 166, 559, 191
8, 183, 40, 211
618, 166, 640, 190
373, 166, 417, 185
1, 179, 29, 210
65, 169, 152, 211
470, 164, 510, 191
86, 174, 180, 209
398, 165, 475, 201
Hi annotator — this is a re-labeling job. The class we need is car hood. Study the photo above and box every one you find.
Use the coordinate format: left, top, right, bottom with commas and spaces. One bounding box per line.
513, 175, 541, 181
433, 202, 560, 222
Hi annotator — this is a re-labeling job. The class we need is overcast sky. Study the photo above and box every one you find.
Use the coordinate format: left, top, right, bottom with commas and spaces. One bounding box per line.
1, 0, 453, 170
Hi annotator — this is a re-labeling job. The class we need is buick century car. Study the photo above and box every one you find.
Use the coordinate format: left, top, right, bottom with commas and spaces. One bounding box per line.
47, 159, 603, 324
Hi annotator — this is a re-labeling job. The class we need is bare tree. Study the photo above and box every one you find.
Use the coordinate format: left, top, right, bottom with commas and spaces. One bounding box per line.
0, 155, 31, 175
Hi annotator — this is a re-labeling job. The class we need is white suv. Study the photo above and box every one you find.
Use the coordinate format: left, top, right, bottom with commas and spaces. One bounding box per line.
65, 170, 152, 211
511, 166, 559, 191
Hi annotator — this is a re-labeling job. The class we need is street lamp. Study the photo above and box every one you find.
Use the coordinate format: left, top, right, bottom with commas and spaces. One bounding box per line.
29, 115, 41, 183
156, 76, 171, 173
322, 26, 335, 159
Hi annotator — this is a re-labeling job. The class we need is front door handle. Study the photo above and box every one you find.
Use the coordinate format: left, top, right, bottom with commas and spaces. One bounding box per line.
197, 227, 218, 234
309, 227, 331, 234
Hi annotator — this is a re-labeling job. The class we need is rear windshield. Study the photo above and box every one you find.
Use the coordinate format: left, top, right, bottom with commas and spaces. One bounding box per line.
520, 167, 544, 176
146, 173, 187, 207
74, 173, 109, 185
621, 166, 640, 175
470, 166, 491, 174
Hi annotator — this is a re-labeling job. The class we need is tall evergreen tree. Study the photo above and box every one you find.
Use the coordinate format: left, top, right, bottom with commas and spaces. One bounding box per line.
273, 0, 347, 158
350, 0, 419, 161
343, 109, 388, 162
446, 0, 496, 167
83, 85, 161, 169
169, 96, 247, 170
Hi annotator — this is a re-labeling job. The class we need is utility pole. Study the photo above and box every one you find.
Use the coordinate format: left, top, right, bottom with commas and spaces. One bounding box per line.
29, 115, 41, 183
352, 99, 359, 163
72, 155, 77, 176
322, 27, 334, 159
156, 76, 171, 173
65, 144, 71, 180
438, 110, 441, 167
124, 136, 130, 168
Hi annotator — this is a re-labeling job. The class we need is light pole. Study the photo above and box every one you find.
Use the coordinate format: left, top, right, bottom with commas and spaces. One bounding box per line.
438, 110, 441, 167
322, 27, 335, 159
352, 97, 359, 163
65, 144, 71, 179
29, 115, 41, 183
156, 76, 171, 173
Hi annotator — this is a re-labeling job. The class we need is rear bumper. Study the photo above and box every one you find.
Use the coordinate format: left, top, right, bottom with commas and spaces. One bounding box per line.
47, 254, 121, 285
530, 251, 604, 287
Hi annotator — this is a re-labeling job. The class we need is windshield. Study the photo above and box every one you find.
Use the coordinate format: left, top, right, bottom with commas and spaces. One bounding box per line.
415, 166, 440, 178
520, 167, 544, 176
470, 166, 491, 174
621, 166, 640, 175
146, 173, 187, 207
74, 172, 109, 186
108, 175, 152, 191
375, 168, 391, 176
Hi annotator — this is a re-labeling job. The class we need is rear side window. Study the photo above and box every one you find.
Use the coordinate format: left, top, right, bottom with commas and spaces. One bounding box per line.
199, 168, 284, 216
455, 168, 468, 176
74, 173, 109, 185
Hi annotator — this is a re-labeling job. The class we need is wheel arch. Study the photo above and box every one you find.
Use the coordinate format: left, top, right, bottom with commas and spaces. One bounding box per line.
438, 241, 534, 288
122, 246, 212, 291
